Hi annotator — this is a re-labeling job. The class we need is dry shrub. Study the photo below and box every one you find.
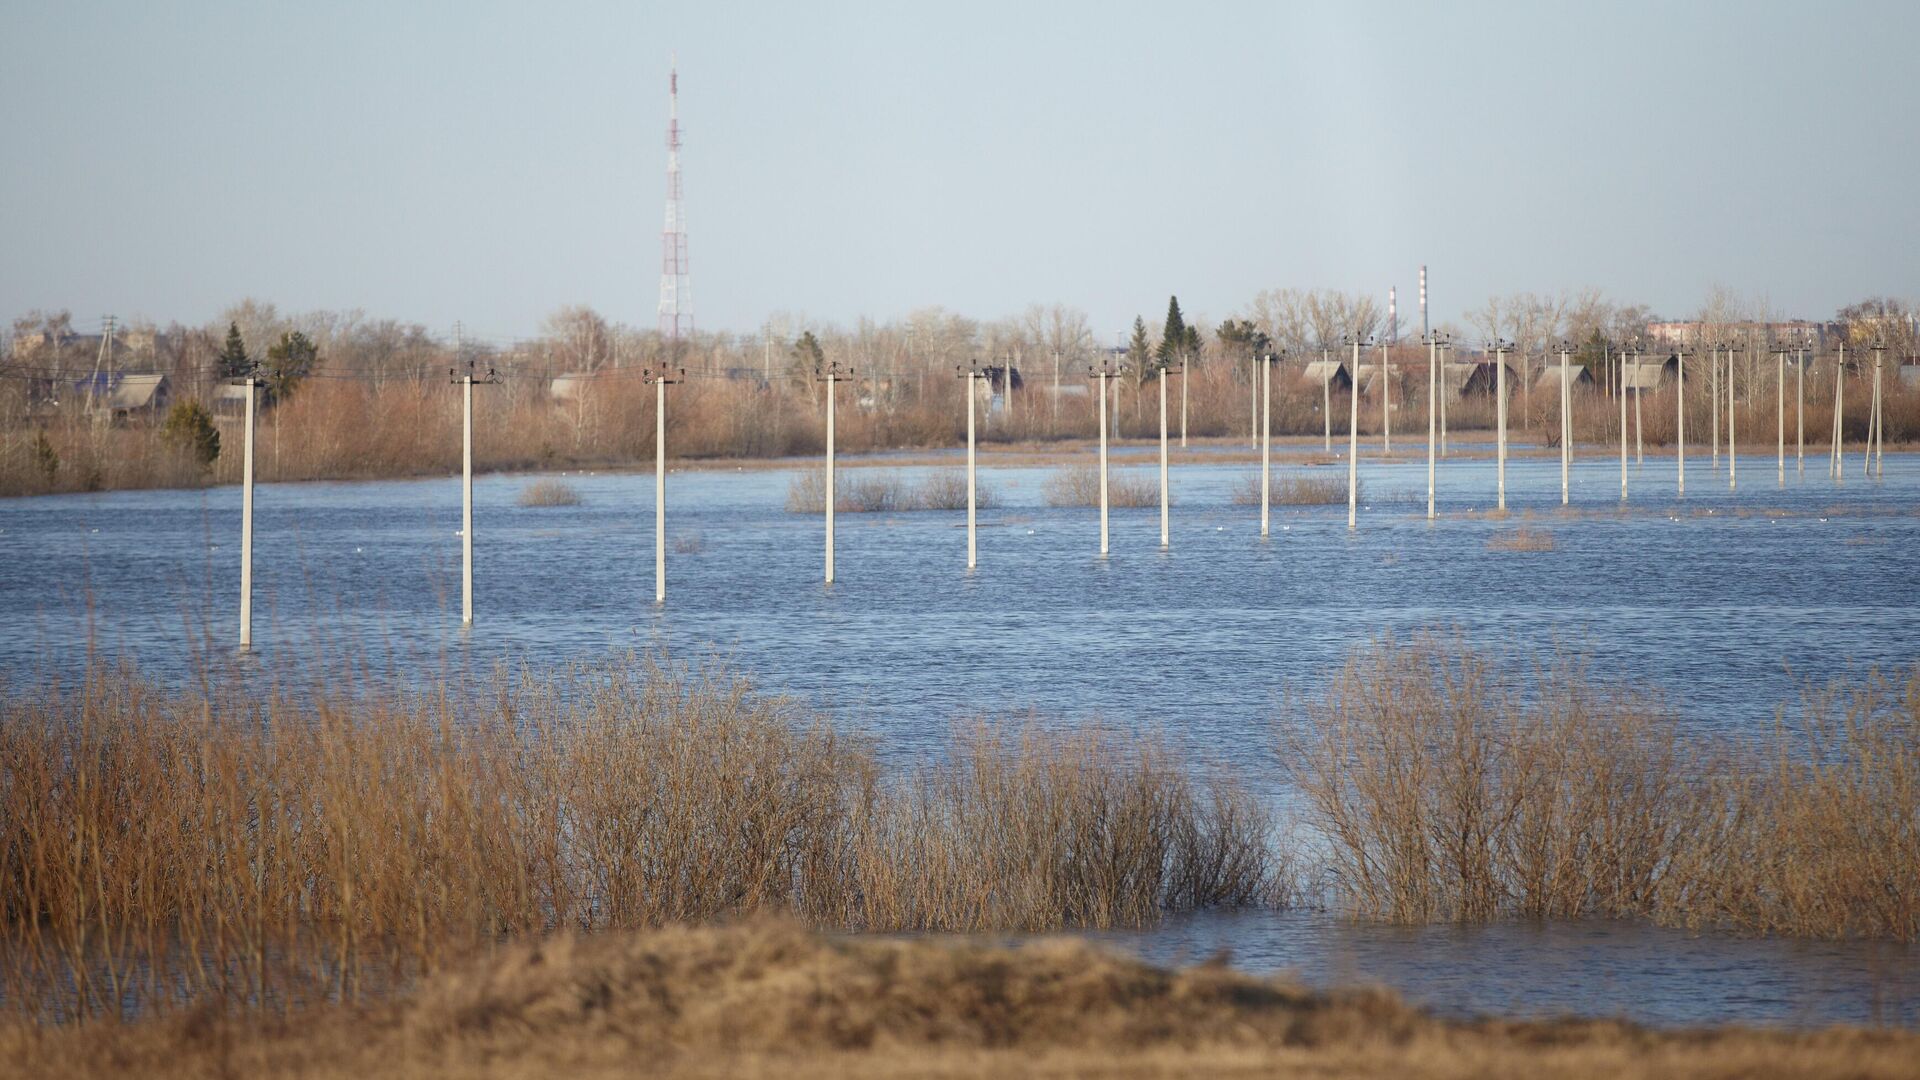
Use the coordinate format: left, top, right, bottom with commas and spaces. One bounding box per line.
850, 724, 1278, 931
0, 659, 1275, 1022
517, 478, 581, 506
1043, 463, 1157, 508
1231, 470, 1352, 506
13, 920, 1920, 1080
786, 468, 997, 513
1487, 527, 1554, 551
1286, 637, 1920, 939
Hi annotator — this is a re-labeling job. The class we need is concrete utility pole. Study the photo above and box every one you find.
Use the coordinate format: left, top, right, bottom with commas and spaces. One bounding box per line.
1796, 339, 1805, 474
1634, 348, 1644, 465
960, 364, 988, 568
649, 366, 682, 603
450, 332, 499, 624
1710, 343, 1721, 471
1870, 341, 1886, 478
1159, 361, 1178, 548
239, 370, 256, 652
1347, 337, 1366, 531
1728, 346, 1738, 491
1620, 341, 1630, 501
1494, 340, 1512, 511
1776, 345, 1786, 486
1260, 350, 1279, 537
1179, 349, 1188, 449
817, 360, 850, 583
1676, 347, 1687, 496
1426, 333, 1440, 520
1090, 359, 1122, 556
1558, 342, 1572, 506
1832, 342, 1845, 481
1439, 340, 1450, 458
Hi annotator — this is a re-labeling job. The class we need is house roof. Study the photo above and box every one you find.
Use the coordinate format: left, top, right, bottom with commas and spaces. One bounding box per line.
1301, 359, 1349, 382
1621, 361, 1666, 391
1534, 364, 1594, 391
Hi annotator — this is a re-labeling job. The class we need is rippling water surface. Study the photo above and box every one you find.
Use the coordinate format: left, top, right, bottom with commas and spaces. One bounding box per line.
3, 441, 1916, 1026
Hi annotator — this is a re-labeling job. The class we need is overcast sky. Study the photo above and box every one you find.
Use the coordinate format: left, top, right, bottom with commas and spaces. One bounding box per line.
2, 0, 1915, 344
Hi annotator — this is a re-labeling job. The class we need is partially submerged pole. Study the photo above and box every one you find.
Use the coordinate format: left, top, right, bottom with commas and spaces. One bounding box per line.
1439, 340, 1449, 457
1676, 348, 1687, 496
963, 365, 979, 568
239, 374, 255, 652
1872, 343, 1886, 479
1159, 362, 1171, 549
1711, 343, 1721, 471
1426, 334, 1438, 520
1091, 361, 1115, 556
1776, 347, 1785, 487
1260, 351, 1274, 537
1559, 343, 1571, 506
1796, 342, 1805, 474
1348, 338, 1362, 531
1728, 347, 1737, 491
1832, 343, 1845, 481
1322, 347, 1331, 453
651, 367, 681, 603
1380, 341, 1391, 455
1619, 343, 1629, 501
819, 362, 847, 583
1495, 340, 1510, 511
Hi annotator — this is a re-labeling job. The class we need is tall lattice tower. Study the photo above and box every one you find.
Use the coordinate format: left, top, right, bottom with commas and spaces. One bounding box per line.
658, 57, 692, 344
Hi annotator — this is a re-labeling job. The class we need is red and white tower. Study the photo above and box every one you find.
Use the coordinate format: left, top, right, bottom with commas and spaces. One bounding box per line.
658, 57, 692, 344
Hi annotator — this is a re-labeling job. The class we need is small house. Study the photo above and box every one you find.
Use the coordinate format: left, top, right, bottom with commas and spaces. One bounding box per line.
1534, 363, 1594, 393
78, 373, 169, 420
1620, 360, 1667, 394
1301, 358, 1352, 391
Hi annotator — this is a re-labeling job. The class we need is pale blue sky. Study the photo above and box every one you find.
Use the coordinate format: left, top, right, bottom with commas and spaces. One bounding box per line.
2, 1, 1914, 343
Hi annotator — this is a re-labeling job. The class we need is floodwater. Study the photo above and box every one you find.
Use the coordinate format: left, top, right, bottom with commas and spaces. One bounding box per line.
2, 440, 1916, 1027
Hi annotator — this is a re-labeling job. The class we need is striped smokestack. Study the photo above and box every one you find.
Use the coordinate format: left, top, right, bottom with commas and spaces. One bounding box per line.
1419, 265, 1428, 339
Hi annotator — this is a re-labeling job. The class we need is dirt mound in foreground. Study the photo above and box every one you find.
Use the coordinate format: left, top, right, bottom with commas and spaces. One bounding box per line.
10, 921, 1918, 1079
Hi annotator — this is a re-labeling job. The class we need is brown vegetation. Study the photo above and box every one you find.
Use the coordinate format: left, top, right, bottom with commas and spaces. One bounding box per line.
515, 478, 581, 506
1287, 637, 1920, 937
784, 467, 996, 513
1487, 527, 1555, 551
1231, 469, 1352, 506
1043, 463, 1158, 508
0, 660, 1271, 1023
9, 919, 1919, 1080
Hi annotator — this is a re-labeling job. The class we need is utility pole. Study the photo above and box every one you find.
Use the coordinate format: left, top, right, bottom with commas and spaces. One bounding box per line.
1831, 342, 1845, 481
450, 329, 498, 624
1260, 350, 1280, 537
1796, 337, 1805, 474
1159, 360, 1180, 549
1634, 346, 1644, 465
1494, 339, 1512, 511
1425, 332, 1441, 520
1676, 346, 1688, 496
1620, 340, 1631, 501
1558, 341, 1573, 506
236, 361, 258, 652
86, 314, 117, 417
1438, 339, 1450, 458
817, 360, 850, 583
648, 365, 683, 602
1728, 345, 1738, 491
1090, 358, 1123, 556
960, 363, 987, 568
1347, 336, 1368, 531
1870, 340, 1886, 478
1179, 348, 1188, 449
1712, 340, 1728, 466
1776, 343, 1786, 486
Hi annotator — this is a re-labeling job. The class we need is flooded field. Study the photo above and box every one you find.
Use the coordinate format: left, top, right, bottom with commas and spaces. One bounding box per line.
2, 441, 1916, 1026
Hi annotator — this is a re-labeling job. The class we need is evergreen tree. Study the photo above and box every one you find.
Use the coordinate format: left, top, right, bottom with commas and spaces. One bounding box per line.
1156, 296, 1187, 367
264, 330, 319, 402
788, 330, 826, 386
215, 322, 252, 380
1126, 317, 1153, 382
162, 400, 221, 466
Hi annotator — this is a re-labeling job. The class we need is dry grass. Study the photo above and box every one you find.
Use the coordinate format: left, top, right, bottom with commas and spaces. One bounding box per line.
0, 659, 1274, 1023
1486, 527, 1555, 551
1043, 463, 1158, 508
9, 919, 1919, 1080
515, 478, 581, 506
1230, 470, 1353, 506
785, 468, 997, 513
1286, 637, 1920, 937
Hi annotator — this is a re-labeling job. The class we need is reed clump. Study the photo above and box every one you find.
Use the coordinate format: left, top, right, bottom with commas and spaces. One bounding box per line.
1043, 463, 1157, 508
1286, 637, 1920, 939
784, 468, 997, 513
1486, 527, 1554, 551
516, 478, 581, 506
1231, 470, 1352, 506
0, 659, 1275, 1022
